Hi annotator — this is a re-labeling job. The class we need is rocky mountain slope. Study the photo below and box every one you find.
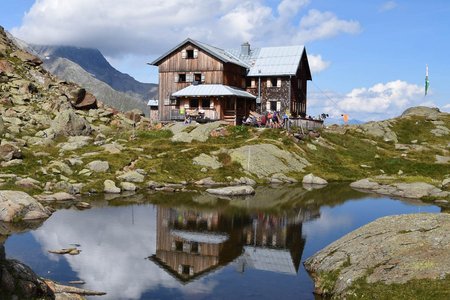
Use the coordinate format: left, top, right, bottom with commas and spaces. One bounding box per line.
7, 33, 157, 114
31, 45, 157, 100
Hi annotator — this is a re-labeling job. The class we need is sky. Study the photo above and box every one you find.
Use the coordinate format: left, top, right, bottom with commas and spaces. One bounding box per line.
1, 0, 449, 120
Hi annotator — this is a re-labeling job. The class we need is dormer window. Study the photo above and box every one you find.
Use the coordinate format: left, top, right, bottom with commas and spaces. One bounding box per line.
182, 49, 198, 59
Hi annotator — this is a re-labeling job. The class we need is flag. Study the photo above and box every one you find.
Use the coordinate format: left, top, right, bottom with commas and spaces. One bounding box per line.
425, 64, 430, 96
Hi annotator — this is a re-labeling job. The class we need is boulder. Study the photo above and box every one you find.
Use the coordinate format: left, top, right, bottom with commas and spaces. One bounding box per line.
350, 179, 449, 199
0, 143, 22, 161
206, 185, 255, 196
229, 144, 310, 178
117, 171, 144, 183
304, 213, 450, 298
358, 120, 398, 142
302, 173, 328, 185
0, 190, 51, 222
124, 109, 145, 122
36, 192, 76, 202
50, 110, 92, 136
401, 106, 442, 120
120, 182, 137, 191
192, 153, 223, 170
104, 180, 120, 194
15, 177, 41, 189
86, 160, 109, 172
171, 121, 226, 143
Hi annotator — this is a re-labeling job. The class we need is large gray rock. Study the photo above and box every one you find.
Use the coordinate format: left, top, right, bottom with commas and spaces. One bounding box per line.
86, 160, 109, 172
58, 136, 92, 151
171, 121, 226, 143
401, 106, 443, 120
304, 213, 450, 297
206, 185, 255, 196
0, 190, 51, 222
117, 171, 144, 183
0, 143, 22, 161
351, 178, 448, 199
50, 110, 92, 136
358, 120, 398, 142
104, 180, 120, 194
192, 153, 223, 169
229, 144, 310, 178
302, 173, 328, 185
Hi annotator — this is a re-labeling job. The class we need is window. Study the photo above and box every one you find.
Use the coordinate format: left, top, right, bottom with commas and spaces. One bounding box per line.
190, 98, 199, 108
270, 101, 277, 111
182, 265, 191, 275
191, 242, 199, 254
270, 78, 277, 88
178, 74, 186, 82
246, 78, 252, 87
201, 98, 210, 108
187, 50, 194, 58
175, 241, 183, 251
194, 73, 202, 84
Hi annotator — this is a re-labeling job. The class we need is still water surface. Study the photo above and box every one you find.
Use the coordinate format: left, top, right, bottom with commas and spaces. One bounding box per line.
4, 184, 441, 299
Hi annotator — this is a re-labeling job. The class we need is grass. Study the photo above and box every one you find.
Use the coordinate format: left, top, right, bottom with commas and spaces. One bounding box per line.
347, 275, 450, 300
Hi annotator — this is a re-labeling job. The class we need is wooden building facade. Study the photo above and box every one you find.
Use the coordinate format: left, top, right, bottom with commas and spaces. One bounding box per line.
150, 39, 312, 124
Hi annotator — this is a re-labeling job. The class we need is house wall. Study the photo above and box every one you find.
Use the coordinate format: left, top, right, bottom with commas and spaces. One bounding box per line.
156, 42, 247, 121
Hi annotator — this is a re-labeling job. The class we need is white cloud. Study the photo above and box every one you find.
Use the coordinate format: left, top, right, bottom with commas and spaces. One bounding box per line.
379, 1, 397, 12
12, 0, 360, 60
294, 9, 361, 43
308, 80, 425, 120
308, 54, 331, 73
442, 103, 450, 113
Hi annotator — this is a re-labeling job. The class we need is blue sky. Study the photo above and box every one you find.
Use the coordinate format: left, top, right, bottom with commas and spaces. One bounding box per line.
1, 0, 449, 120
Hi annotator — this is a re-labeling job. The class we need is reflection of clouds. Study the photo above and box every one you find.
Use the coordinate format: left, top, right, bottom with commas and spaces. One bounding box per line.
31, 205, 217, 299
303, 210, 353, 236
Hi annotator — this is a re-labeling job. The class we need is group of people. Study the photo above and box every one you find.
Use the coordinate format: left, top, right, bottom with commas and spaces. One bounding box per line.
242, 111, 290, 129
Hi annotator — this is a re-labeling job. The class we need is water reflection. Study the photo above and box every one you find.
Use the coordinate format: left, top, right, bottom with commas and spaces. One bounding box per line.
3, 184, 444, 299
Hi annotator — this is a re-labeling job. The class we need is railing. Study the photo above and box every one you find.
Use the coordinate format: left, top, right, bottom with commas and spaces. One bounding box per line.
289, 118, 324, 130
170, 109, 219, 121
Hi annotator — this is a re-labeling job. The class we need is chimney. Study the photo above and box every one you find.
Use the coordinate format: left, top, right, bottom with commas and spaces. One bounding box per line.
241, 42, 250, 56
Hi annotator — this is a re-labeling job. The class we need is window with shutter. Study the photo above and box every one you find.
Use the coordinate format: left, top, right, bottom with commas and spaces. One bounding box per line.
270, 78, 277, 88
178, 74, 186, 82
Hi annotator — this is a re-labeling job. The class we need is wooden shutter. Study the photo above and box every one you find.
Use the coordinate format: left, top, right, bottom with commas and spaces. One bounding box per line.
174, 74, 179, 83
201, 74, 205, 82
267, 79, 271, 87
266, 101, 270, 111
276, 101, 281, 111
277, 78, 281, 87
186, 74, 192, 82
181, 50, 187, 59
193, 49, 198, 58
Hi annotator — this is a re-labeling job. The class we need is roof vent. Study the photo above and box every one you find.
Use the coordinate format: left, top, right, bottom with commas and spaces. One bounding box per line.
241, 42, 250, 56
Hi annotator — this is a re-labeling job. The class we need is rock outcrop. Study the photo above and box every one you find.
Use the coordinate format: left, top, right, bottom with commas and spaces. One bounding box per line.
0, 190, 51, 222
350, 178, 449, 199
304, 213, 450, 297
206, 185, 255, 196
229, 143, 310, 178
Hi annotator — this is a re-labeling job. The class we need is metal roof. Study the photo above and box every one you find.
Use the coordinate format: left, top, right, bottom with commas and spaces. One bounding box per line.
246, 46, 305, 76
150, 38, 310, 78
170, 229, 229, 244
150, 38, 249, 68
240, 246, 297, 275
172, 84, 256, 99
147, 99, 158, 106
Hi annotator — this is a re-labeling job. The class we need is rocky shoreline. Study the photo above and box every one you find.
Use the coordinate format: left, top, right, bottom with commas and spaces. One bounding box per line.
304, 213, 450, 298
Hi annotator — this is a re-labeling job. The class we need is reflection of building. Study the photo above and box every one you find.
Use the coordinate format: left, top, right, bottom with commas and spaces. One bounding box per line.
150, 207, 243, 282
237, 214, 305, 275
150, 206, 318, 283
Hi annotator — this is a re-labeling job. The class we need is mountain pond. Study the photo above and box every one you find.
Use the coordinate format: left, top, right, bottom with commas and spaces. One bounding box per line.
3, 184, 442, 299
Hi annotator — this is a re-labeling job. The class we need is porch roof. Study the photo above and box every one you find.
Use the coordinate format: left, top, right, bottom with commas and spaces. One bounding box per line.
172, 84, 256, 99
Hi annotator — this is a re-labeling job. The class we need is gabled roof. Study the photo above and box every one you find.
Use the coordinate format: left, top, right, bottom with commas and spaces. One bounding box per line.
150, 38, 312, 79
172, 84, 256, 99
150, 38, 249, 68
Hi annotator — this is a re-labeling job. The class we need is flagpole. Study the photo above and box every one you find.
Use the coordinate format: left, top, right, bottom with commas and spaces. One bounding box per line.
425, 64, 429, 96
